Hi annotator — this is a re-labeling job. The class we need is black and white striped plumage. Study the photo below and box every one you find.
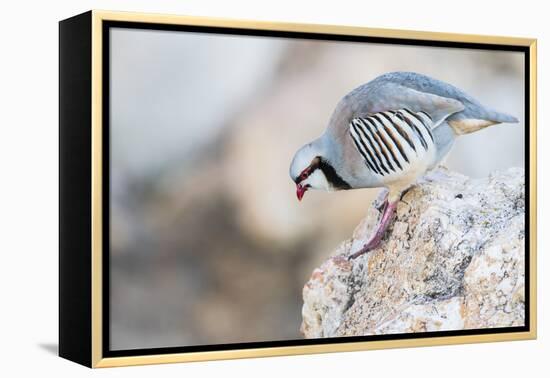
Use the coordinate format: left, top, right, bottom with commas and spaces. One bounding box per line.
348, 109, 437, 188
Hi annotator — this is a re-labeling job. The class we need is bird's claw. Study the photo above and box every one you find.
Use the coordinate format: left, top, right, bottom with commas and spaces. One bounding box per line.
347, 237, 382, 260
348, 246, 371, 260
373, 188, 389, 213
399, 186, 414, 201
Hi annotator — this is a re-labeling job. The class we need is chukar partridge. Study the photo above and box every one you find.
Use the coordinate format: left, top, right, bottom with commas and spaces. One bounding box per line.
289, 71, 518, 259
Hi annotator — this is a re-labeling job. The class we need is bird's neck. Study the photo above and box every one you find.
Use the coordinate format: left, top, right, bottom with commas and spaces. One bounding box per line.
317, 157, 351, 190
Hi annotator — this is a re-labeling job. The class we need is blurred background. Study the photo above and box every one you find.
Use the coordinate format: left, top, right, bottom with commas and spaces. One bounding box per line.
109, 27, 525, 350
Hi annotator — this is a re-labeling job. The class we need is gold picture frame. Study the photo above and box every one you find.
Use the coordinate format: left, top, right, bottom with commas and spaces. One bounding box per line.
59, 10, 537, 368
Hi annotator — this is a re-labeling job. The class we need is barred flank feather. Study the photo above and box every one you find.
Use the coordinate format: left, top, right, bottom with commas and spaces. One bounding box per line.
349, 109, 436, 178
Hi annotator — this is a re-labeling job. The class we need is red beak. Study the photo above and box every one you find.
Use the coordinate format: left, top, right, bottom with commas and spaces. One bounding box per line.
296, 183, 308, 201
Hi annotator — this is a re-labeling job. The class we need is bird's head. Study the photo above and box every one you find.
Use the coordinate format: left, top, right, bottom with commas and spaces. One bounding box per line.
289, 141, 332, 201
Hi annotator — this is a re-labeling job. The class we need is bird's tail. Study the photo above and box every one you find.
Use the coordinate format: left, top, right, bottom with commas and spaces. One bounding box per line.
448, 109, 518, 135
487, 110, 519, 124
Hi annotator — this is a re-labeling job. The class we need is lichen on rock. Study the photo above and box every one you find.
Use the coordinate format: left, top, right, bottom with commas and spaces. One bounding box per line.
301, 167, 525, 338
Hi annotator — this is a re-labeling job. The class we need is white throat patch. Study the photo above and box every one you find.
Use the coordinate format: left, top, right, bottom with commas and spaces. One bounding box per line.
303, 169, 332, 191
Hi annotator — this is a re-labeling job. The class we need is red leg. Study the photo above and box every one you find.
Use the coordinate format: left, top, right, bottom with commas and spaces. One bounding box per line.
348, 200, 398, 259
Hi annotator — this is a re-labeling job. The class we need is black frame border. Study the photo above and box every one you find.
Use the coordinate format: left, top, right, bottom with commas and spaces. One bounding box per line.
59, 11, 93, 367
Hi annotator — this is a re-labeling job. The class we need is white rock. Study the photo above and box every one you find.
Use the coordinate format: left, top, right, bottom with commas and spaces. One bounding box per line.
301, 167, 525, 337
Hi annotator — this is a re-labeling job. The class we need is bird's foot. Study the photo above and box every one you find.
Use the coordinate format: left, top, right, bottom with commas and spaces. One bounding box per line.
422, 169, 451, 183
373, 188, 389, 212
348, 200, 397, 260
399, 186, 414, 201
348, 234, 384, 259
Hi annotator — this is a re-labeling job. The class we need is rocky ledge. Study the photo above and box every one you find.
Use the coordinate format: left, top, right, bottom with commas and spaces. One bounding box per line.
301, 167, 525, 338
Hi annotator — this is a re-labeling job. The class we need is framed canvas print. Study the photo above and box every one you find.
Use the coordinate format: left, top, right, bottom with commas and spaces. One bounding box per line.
59, 10, 537, 368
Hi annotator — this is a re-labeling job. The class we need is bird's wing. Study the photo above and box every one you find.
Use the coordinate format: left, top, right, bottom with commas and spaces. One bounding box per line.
363, 84, 465, 128
348, 109, 437, 179
363, 81, 517, 135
